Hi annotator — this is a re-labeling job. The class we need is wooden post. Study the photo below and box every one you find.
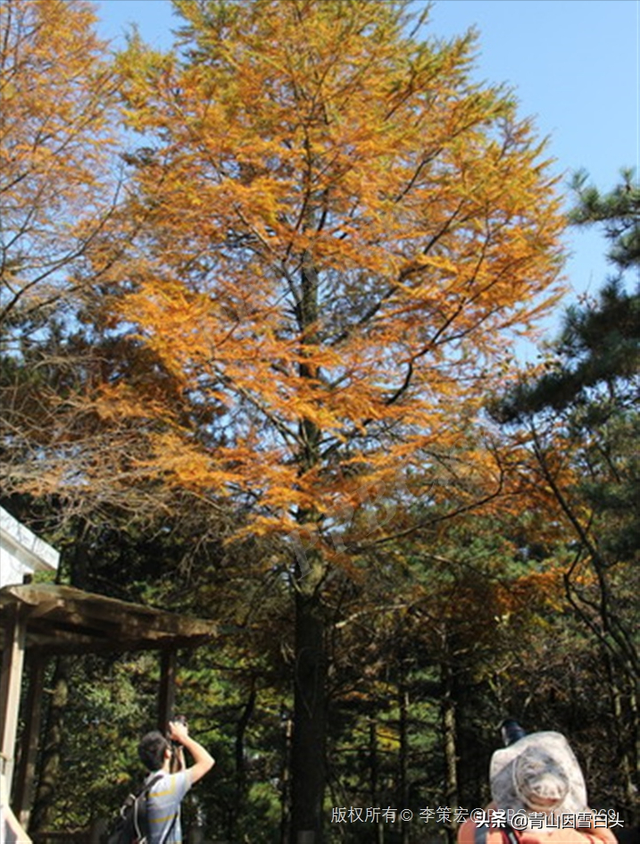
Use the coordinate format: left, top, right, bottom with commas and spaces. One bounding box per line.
158, 649, 177, 731
0, 767, 33, 844
0, 605, 28, 793
14, 652, 46, 828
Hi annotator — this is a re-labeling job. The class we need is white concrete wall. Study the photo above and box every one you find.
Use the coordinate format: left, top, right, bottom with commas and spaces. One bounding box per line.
0, 507, 59, 588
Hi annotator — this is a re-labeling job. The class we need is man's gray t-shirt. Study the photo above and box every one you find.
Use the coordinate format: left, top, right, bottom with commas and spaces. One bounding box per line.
146, 769, 192, 844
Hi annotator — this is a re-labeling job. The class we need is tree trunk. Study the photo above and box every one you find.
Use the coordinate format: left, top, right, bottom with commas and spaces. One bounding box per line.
629, 682, 640, 815
442, 659, 459, 844
229, 683, 256, 839
606, 652, 639, 821
280, 714, 293, 844
29, 658, 68, 834
290, 240, 327, 843
369, 720, 384, 844
398, 676, 410, 844
290, 588, 327, 844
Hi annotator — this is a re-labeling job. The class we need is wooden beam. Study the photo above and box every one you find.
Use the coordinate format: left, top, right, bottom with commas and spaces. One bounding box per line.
0, 584, 217, 657
0, 605, 28, 791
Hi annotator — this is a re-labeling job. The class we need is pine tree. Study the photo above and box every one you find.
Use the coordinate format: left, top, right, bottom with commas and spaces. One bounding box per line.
490, 171, 639, 818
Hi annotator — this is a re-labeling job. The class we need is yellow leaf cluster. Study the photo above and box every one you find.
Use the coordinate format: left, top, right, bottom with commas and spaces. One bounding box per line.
91, 0, 568, 549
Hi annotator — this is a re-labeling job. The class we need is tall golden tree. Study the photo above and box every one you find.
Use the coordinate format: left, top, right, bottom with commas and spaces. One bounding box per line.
14, 1, 566, 840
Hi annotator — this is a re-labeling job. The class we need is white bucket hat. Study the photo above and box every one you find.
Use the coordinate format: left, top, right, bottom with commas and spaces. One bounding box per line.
490, 732, 589, 829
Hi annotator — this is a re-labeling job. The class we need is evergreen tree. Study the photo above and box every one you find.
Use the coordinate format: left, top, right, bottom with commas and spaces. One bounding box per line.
490, 171, 639, 820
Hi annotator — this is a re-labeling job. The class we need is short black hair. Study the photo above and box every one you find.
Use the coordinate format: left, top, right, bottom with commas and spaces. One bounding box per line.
138, 730, 170, 771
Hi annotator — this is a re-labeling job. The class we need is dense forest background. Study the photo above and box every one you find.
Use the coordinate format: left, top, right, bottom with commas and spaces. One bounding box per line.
0, 1, 637, 842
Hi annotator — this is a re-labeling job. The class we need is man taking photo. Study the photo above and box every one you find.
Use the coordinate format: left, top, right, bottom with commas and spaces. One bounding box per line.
138, 720, 214, 843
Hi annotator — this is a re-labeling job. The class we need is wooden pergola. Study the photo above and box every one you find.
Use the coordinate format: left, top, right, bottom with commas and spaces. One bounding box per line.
0, 582, 217, 833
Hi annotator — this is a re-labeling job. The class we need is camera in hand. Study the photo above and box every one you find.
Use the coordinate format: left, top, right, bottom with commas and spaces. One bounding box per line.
172, 714, 188, 730
500, 718, 527, 747
169, 715, 188, 772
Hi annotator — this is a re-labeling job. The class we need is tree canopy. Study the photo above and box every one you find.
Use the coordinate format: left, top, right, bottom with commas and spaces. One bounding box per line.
4, 2, 638, 842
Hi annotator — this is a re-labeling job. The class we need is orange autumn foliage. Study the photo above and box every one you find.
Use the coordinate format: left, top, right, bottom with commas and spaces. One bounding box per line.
0, 0, 119, 334
92, 1, 565, 553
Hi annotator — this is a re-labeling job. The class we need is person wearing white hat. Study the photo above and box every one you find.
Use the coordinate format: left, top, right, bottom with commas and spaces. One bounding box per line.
457, 729, 617, 844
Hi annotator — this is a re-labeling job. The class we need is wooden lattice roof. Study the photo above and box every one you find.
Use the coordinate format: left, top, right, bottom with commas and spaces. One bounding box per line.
0, 583, 217, 656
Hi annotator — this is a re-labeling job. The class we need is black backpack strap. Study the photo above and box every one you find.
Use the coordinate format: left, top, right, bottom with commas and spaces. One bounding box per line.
143, 773, 164, 794
158, 812, 178, 844
133, 773, 164, 839
120, 774, 162, 818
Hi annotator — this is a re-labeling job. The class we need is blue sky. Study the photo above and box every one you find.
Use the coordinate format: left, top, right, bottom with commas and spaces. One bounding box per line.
94, 0, 638, 353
